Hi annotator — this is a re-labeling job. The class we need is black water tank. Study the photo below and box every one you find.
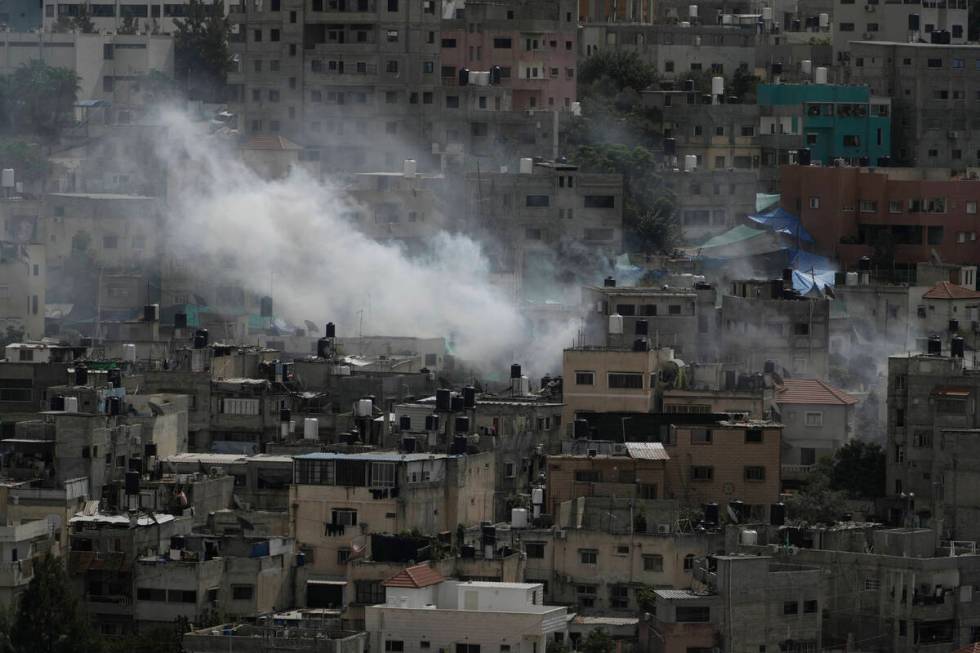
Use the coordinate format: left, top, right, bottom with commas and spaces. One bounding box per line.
451, 435, 467, 455
573, 418, 589, 439
174, 312, 187, 329
928, 335, 942, 356
633, 338, 648, 352
877, 156, 891, 167
50, 395, 65, 411
949, 319, 960, 332
770, 502, 786, 526
797, 148, 812, 166
455, 416, 470, 433
108, 396, 121, 416
458, 68, 469, 86
782, 268, 793, 283
317, 338, 331, 358
703, 502, 719, 526
771, 62, 783, 75
664, 138, 677, 157
770, 278, 785, 298
260, 296, 273, 317
791, 18, 801, 30
460, 545, 476, 558
952, 336, 965, 358
125, 470, 140, 495
74, 365, 88, 386
463, 386, 476, 408
635, 320, 649, 336
684, 78, 694, 92
193, 329, 209, 349
604, 276, 616, 287
280, 408, 291, 423
399, 415, 411, 430
859, 156, 870, 167
908, 13, 919, 30
425, 414, 440, 431
325, 322, 336, 338
436, 388, 451, 411
511, 363, 522, 379
858, 256, 872, 271
490, 65, 502, 84
451, 395, 465, 412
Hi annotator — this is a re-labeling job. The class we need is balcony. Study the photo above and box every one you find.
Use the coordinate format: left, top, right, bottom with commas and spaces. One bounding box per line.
782, 464, 816, 475
0, 559, 33, 588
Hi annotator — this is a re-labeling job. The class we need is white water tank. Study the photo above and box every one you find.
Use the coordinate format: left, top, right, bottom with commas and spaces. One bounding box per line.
609, 313, 624, 335
531, 487, 544, 505
688, 4, 697, 17
64, 396, 78, 412
356, 398, 372, 417
818, 12, 829, 28
519, 157, 534, 174
1, 169, 14, 188
711, 76, 724, 96
815, 66, 828, 84
571, 101, 582, 116
473, 71, 490, 86
679, 20, 690, 27
304, 418, 319, 440
740, 529, 759, 545
846, 271, 859, 286
123, 343, 136, 363
721, 13, 733, 24
280, 422, 290, 439
519, 376, 530, 395
511, 508, 529, 528
684, 154, 698, 172
403, 159, 417, 177
801, 59, 812, 75
762, 5, 772, 20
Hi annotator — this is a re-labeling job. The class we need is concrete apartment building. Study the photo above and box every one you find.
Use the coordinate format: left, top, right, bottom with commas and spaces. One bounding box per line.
0, 518, 59, 603
779, 164, 980, 270
886, 352, 980, 541
41, 0, 215, 33
464, 161, 624, 292
721, 279, 831, 379
0, 242, 45, 340
666, 168, 758, 243
365, 568, 568, 653
184, 612, 367, 653
649, 554, 823, 653
844, 41, 980, 167
0, 33, 174, 126
227, 0, 441, 171
344, 168, 448, 249
775, 378, 857, 488
439, 0, 578, 112
831, 0, 969, 57
740, 526, 980, 652
290, 452, 495, 577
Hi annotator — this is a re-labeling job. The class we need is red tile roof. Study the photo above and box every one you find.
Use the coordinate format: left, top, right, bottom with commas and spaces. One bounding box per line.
383, 563, 445, 588
776, 379, 858, 406
922, 281, 980, 300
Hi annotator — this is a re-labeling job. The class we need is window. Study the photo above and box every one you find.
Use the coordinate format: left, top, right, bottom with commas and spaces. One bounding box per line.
608, 373, 643, 389
745, 429, 763, 443
526, 195, 550, 207
639, 484, 657, 499
839, 22, 854, 31
103, 235, 118, 249
386, 30, 398, 42
232, 585, 255, 600
676, 606, 710, 622
254, 29, 262, 41
690, 466, 713, 481
103, 44, 114, 59
575, 470, 602, 482
809, 197, 820, 209
103, 76, 114, 92
494, 37, 512, 48
794, 322, 810, 336
270, 28, 280, 41
577, 585, 597, 608
803, 600, 818, 613
330, 509, 358, 527
864, 577, 880, 591
804, 412, 823, 427
441, 38, 457, 47
423, 62, 434, 74
386, 642, 405, 653
356, 580, 385, 604
575, 371, 595, 385
610, 585, 629, 609
525, 542, 545, 558
616, 304, 636, 316
783, 601, 799, 615
927, 58, 943, 68
968, 201, 977, 215
801, 448, 816, 466
584, 195, 615, 208
691, 429, 712, 444
643, 554, 663, 571
745, 466, 766, 481
579, 549, 598, 564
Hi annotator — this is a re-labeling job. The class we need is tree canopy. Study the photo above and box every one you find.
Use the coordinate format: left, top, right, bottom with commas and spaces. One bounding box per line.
174, 0, 234, 102
829, 440, 886, 499
4, 60, 80, 143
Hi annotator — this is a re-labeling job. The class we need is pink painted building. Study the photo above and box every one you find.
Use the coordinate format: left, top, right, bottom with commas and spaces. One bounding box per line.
439, 0, 578, 112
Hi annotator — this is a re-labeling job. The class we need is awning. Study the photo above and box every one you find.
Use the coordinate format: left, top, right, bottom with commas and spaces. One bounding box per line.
306, 580, 348, 586
933, 386, 971, 397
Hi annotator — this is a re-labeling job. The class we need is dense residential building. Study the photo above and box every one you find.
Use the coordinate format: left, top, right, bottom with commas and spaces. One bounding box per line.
831, 0, 969, 57
365, 567, 569, 653
844, 41, 980, 168
756, 82, 892, 168
0, 242, 45, 340
666, 168, 758, 242
779, 164, 980, 269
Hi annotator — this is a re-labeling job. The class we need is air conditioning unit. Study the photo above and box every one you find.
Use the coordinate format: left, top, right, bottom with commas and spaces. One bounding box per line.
657, 523, 671, 534
613, 444, 626, 455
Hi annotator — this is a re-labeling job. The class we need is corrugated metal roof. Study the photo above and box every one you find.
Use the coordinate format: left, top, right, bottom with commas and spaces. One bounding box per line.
654, 589, 715, 600
383, 563, 445, 588
625, 442, 670, 460
572, 616, 638, 626
294, 452, 456, 462
776, 379, 858, 406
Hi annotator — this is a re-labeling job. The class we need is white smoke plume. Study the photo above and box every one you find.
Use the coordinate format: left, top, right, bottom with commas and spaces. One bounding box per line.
156, 109, 581, 376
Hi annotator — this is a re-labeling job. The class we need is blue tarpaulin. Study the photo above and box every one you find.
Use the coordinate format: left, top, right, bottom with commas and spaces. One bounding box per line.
747, 207, 815, 243
788, 250, 837, 295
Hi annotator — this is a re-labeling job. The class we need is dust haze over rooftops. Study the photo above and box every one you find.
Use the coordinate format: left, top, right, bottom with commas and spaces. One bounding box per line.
154, 108, 582, 376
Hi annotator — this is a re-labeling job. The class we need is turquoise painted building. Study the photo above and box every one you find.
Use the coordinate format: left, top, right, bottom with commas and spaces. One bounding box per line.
757, 83, 891, 165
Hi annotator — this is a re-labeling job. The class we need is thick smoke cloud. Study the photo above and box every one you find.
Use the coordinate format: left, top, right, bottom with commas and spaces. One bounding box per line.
156, 109, 580, 376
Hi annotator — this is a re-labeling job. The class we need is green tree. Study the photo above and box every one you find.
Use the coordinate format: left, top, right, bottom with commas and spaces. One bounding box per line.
785, 461, 848, 526
174, 0, 234, 102
570, 144, 678, 253
6, 61, 80, 143
636, 585, 657, 613
581, 629, 614, 653
830, 440, 886, 499
71, 3, 96, 33
10, 554, 102, 653
578, 50, 657, 96
0, 139, 48, 185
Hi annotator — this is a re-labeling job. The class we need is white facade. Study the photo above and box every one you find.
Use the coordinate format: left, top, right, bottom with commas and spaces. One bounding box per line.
366, 581, 567, 653
831, 0, 968, 56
